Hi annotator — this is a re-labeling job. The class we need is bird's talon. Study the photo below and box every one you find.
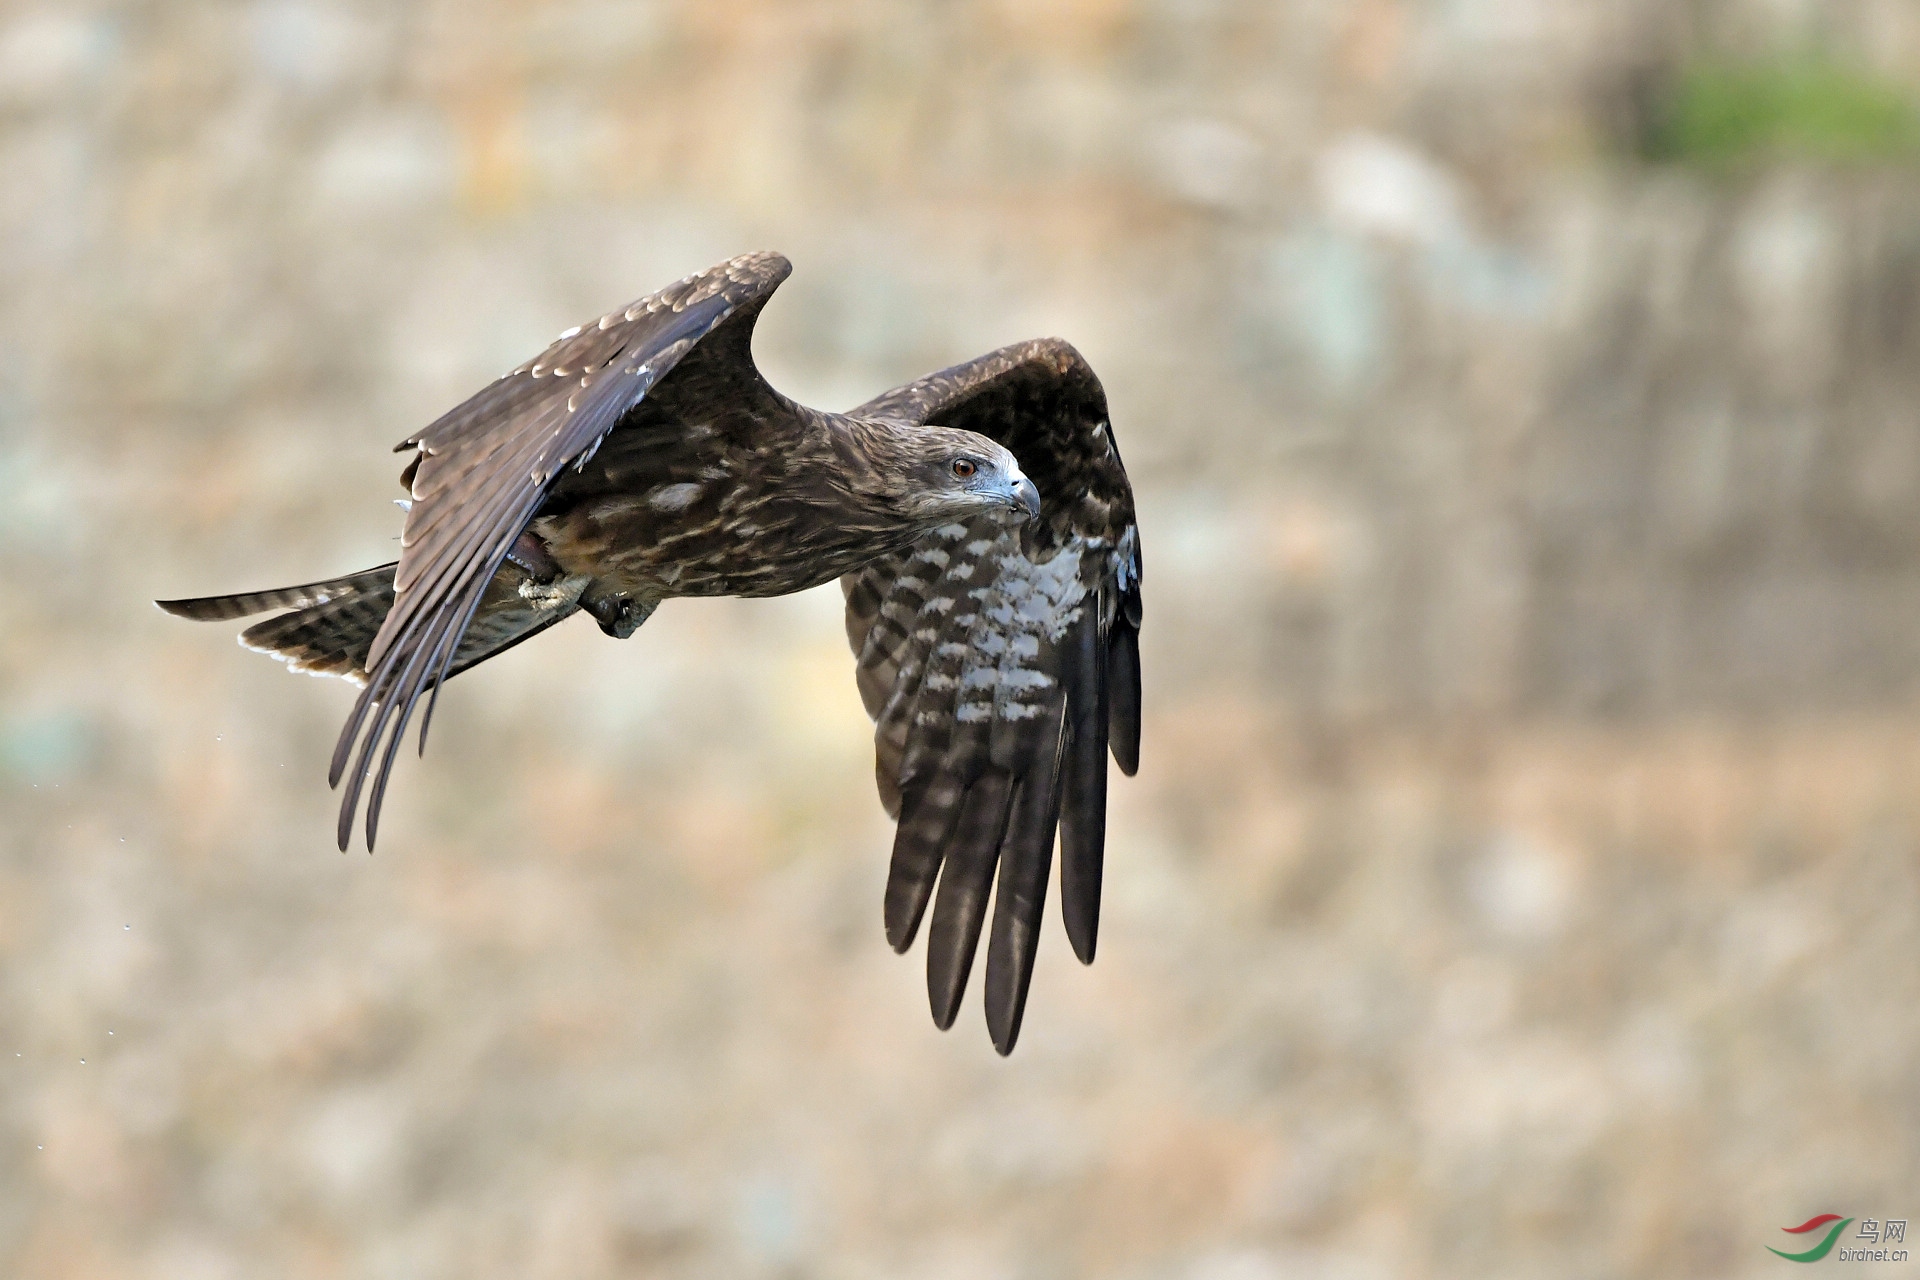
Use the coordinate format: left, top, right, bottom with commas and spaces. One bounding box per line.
584, 591, 651, 639
506, 530, 563, 581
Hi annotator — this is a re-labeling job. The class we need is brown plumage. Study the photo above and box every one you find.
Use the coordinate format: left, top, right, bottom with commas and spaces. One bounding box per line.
157, 252, 1142, 1054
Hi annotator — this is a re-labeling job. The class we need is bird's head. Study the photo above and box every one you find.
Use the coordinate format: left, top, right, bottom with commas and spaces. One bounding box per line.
882, 424, 1042, 527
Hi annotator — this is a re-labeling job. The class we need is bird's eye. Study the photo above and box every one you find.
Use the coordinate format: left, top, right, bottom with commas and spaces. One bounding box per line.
951, 458, 977, 479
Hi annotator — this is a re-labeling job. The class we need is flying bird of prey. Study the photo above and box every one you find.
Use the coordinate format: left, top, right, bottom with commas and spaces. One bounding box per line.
158, 253, 1141, 1054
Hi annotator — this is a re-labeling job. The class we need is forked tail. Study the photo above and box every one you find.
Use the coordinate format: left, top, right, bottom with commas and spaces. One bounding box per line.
157, 560, 578, 687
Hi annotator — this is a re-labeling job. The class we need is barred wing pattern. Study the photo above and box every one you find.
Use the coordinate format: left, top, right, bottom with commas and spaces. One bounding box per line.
843, 339, 1141, 1054
331, 252, 792, 850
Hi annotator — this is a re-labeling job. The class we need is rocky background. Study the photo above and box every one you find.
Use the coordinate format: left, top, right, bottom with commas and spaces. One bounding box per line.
4, 1, 1920, 1276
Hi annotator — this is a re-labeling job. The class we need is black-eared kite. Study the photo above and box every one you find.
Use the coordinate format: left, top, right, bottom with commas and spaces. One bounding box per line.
159, 253, 1141, 1053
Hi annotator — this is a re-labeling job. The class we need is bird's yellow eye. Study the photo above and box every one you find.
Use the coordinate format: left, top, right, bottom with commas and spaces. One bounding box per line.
952, 459, 977, 479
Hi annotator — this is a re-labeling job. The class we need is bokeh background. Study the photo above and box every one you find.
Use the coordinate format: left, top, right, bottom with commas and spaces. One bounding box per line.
5, 1, 1920, 1276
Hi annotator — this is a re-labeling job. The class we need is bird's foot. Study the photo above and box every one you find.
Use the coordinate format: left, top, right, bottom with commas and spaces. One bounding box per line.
582, 588, 655, 639
506, 533, 588, 612
506, 530, 564, 581
518, 574, 589, 613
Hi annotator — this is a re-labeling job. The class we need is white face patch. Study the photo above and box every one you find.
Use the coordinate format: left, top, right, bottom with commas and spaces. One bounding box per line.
647, 482, 704, 512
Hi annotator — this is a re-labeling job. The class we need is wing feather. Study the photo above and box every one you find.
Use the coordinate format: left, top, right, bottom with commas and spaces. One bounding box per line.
884, 776, 965, 951
983, 706, 1066, 1050
842, 339, 1141, 1053
925, 770, 1014, 1029
1057, 602, 1110, 963
1108, 614, 1142, 777
331, 252, 792, 849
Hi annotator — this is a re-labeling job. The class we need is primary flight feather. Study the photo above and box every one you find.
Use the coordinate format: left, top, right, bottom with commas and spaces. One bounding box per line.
157, 252, 1142, 1054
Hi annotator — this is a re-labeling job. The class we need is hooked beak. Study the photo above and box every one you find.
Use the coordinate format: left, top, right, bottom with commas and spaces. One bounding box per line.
1009, 475, 1041, 521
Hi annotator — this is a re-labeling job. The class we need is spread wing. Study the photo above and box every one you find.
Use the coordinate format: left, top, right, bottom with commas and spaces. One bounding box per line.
332, 251, 792, 851
842, 339, 1142, 1054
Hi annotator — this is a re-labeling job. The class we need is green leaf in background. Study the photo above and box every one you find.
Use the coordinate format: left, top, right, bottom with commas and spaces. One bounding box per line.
1644, 61, 1920, 167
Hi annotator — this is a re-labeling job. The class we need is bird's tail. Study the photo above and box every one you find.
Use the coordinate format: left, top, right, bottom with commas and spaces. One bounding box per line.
157, 560, 578, 686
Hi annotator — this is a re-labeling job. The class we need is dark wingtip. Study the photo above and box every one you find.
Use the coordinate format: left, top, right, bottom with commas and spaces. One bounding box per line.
883, 871, 934, 953
926, 919, 975, 1030
983, 960, 1030, 1056
1060, 610, 1108, 967
922, 775, 1010, 1035
990, 1024, 1018, 1057
1108, 624, 1141, 776
1059, 803, 1105, 965
928, 976, 963, 1031
1069, 928, 1097, 966
883, 787, 953, 955
328, 713, 357, 789
983, 764, 1060, 1059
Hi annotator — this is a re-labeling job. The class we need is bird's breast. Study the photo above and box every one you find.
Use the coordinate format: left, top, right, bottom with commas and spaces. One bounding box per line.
535, 481, 915, 601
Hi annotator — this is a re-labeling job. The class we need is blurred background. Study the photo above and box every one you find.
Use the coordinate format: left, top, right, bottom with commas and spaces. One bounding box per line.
4, 0, 1920, 1276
